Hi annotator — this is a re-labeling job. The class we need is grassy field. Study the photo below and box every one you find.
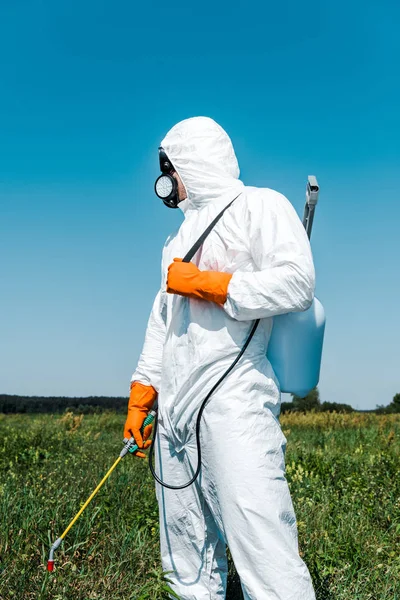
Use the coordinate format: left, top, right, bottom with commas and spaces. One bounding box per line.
1, 410, 399, 599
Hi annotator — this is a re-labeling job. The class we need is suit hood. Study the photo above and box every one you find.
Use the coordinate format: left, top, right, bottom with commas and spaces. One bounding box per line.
161, 116, 244, 211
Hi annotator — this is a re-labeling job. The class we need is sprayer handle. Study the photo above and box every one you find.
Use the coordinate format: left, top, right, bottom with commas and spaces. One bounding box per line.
121, 410, 157, 457
128, 411, 155, 453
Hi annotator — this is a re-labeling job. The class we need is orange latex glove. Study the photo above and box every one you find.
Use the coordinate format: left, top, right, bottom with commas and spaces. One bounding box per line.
167, 258, 232, 305
124, 382, 157, 458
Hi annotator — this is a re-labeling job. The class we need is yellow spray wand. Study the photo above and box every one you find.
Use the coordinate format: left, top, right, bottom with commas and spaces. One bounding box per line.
47, 410, 156, 571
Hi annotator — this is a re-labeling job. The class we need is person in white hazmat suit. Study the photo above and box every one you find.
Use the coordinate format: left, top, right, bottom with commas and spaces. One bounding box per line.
124, 116, 316, 599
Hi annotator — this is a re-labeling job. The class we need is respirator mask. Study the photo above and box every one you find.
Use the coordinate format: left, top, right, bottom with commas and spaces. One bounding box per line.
154, 147, 180, 209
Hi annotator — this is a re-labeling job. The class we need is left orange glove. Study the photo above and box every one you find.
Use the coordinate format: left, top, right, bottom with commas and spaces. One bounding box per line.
167, 258, 232, 306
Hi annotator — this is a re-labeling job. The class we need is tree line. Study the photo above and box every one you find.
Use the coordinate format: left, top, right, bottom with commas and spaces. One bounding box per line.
281, 388, 400, 414
1, 389, 399, 415
375, 393, 400, 414
281, 388, 355, 414
0, 394, 128, 414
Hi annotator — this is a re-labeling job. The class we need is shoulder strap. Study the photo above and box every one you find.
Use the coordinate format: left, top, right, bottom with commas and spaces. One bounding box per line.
182, 193, 242, 263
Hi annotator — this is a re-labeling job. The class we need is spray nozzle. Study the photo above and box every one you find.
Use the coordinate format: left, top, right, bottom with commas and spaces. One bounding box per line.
47, 537, 63, 571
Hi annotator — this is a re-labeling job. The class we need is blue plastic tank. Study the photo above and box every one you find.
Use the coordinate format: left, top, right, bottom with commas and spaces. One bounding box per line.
266, 298, 326, 398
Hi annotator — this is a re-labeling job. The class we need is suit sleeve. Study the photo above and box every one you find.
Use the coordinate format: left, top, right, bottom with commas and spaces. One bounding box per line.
223, 191, 315, 321
130, 290, 166, 392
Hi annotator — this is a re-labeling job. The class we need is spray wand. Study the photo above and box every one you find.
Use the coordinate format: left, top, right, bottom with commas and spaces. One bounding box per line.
47, 409, 156, 571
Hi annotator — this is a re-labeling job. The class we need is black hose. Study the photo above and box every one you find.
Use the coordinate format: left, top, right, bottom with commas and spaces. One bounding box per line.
148, 319, 259, 489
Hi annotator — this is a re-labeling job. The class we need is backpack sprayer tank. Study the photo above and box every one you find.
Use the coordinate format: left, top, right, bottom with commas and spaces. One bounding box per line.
266, 176, 326, 397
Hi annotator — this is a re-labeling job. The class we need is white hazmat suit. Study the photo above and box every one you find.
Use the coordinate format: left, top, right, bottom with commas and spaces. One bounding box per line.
131, 117, 316, 599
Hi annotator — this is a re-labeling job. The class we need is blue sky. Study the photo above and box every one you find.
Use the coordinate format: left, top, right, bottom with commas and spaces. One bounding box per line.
0, 0, 399, 410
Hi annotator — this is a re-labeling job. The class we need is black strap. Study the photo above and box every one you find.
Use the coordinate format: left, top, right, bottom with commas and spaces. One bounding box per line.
182, 193, 242, 263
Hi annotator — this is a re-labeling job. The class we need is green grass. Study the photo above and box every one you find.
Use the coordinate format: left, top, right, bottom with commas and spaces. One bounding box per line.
0, 411, 399, 599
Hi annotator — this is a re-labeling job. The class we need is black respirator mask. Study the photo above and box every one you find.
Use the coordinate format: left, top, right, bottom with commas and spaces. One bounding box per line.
154, 147, 180, 209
